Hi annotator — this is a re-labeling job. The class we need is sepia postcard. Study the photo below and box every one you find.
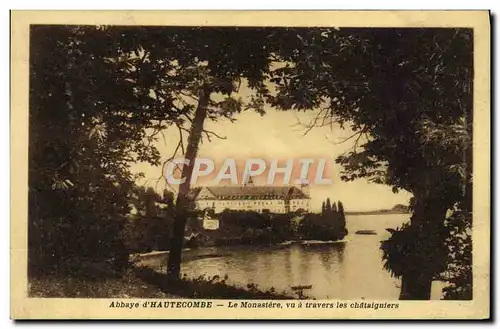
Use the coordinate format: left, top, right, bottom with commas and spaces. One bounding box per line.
10, 10, 490, 320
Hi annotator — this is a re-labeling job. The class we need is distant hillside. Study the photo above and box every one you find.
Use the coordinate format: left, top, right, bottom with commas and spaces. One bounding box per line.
346, 204, 410, 216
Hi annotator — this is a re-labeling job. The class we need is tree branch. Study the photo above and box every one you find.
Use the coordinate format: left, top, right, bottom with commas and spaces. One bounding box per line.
202, 129, 227, 143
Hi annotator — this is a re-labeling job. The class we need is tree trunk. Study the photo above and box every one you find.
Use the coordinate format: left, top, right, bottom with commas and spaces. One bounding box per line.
399, 193, 448, 300
399, 268, 434, 300
166, 87, 210, 283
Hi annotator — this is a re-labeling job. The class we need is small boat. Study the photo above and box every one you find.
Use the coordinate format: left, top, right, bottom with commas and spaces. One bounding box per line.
291, 285, 313, 290
355, 230, 377, 235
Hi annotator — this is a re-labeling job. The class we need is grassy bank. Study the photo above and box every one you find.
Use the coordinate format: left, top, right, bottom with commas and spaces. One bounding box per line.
134, 266, 304, 299
28, 265, 304, 299
29, 269, 176, 298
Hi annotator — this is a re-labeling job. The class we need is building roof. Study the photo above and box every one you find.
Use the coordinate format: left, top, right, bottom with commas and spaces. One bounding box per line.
190, 185, 310, 201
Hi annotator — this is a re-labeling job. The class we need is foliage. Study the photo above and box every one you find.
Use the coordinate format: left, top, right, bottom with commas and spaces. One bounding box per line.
265, 28, 473, 299
302, 198, 348, 241
28, 26, 176, 274
129, 186, 172, 218
380, 222, 448, 278
392, 204, 409, 213
380, 202, 472, 299
219, 209, 270, 230
440, 206, 472, 300
29, 26, 473, 297
267, 28, 472, 200
181, 210, 312, 247
211, 210, 296, 245
120, 27, 296, 280
121, 186, 178, 253
122, 215, 172, 254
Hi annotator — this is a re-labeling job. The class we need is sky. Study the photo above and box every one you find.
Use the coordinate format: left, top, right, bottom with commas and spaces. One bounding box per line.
130, 105, 413, 212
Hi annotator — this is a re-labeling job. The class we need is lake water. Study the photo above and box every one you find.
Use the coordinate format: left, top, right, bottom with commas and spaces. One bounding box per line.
143, 214, 445, 300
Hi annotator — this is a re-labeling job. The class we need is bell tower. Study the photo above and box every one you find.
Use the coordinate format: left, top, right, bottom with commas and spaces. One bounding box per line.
298, 178, 310, 198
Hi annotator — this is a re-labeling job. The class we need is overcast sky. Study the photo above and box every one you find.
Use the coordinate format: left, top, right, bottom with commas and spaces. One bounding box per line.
131, 104, 412, 212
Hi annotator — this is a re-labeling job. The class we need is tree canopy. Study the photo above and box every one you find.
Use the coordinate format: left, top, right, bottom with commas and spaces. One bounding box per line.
29, 26, 171, 273
29, 26, 473, 299
265, 28, 473, 299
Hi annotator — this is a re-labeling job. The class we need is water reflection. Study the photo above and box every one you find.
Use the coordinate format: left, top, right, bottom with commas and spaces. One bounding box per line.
146, 214, 444, 300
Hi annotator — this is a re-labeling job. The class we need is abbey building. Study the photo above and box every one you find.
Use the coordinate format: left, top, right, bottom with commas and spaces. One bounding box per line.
190, 184, 310, 214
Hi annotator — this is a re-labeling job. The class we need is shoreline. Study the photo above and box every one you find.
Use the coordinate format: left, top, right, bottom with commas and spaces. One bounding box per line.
133, 238, 349, 260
